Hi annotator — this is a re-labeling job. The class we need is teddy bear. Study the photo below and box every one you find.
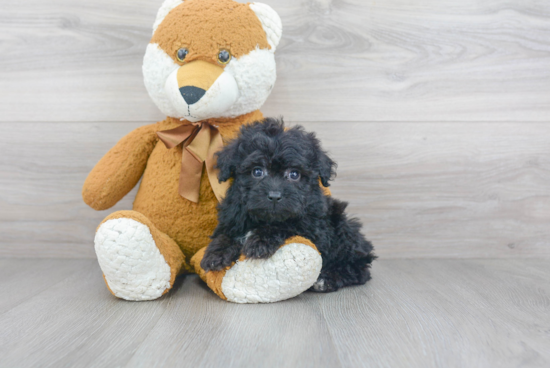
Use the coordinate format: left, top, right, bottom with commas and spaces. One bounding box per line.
82, 0, 327, 303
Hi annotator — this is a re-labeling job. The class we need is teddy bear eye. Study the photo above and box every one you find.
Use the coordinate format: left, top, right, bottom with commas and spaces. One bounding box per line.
176, 48, 189, 62
252, 167, 265, 178
218, 49, 232, 64
286, 170, 301, 181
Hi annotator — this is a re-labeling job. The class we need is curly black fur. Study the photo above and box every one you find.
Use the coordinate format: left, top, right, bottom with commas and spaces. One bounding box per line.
201, 118, 376, 293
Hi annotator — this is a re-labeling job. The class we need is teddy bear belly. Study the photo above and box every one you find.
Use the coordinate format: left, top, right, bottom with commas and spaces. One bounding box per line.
132, 141, 219, 270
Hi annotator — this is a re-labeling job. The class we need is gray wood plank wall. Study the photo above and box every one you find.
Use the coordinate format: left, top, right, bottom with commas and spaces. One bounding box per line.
1, 0, 549, 258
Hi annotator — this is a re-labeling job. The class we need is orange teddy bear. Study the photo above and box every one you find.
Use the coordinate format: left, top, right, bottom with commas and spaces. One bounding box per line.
83, 0, 325, 303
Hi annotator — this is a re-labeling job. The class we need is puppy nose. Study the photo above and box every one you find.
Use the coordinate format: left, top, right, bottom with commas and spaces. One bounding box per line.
179, 86, 206, 105
268, 191, 282, 202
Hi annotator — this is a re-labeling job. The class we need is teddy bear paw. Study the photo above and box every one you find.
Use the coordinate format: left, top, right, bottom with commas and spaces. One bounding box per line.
94, 218, 172, 301
220, 242, 322, 303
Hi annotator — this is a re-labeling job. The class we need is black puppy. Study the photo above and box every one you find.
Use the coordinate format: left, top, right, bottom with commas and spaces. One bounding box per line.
201, 118, 376, 292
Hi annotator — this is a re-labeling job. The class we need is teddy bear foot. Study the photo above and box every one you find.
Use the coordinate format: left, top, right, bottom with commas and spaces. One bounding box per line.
193, 236, 322, 303
95, 218, 171, 301
94, 212, 185, 301
223, 242, 322, 303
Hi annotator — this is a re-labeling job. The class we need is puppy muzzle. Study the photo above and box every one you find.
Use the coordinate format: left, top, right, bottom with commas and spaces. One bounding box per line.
247, 195, 300, 223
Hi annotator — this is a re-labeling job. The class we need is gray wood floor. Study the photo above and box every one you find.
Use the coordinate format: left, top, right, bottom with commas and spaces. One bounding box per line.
1, 258, 549, 368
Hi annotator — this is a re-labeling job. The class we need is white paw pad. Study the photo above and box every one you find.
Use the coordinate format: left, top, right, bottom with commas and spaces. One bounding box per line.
312, 278, 326, 292
94, 218, 171, 301
221, 243, 323, 304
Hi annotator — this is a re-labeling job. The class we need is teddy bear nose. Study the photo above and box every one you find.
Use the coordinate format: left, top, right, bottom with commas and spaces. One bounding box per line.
268, 191, 282, 202
179, 86, 206, 105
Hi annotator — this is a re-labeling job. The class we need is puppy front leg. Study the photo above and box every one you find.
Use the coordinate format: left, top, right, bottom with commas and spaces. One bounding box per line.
201, 235, 242, 272
242, 227, 290, 259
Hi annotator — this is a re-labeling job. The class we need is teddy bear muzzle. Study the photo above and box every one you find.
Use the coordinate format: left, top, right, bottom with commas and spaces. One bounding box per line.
164, 60, 239, 122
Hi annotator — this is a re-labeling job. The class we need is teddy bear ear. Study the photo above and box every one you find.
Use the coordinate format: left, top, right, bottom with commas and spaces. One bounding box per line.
249, 3, 283, 51
152, 0, 184, 35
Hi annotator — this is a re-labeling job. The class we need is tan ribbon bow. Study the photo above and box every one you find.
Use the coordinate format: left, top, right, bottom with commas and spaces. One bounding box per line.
157, 123, 229, 203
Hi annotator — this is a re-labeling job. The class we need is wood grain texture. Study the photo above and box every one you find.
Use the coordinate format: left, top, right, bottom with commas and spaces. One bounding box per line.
1, 121, 549, 259
0, 258, 89, 314
320, 259, 550, 368
126, 278, 341, 368
0, 259, 549, 368
0, 122, 139, 258
1, 0, 549, 122
0, 259, 173, 368
318, 121, 550, 258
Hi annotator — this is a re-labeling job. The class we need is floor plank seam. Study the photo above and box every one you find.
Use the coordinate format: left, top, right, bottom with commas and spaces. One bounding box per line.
315, 296, 346, 368
120, 293, 174, 368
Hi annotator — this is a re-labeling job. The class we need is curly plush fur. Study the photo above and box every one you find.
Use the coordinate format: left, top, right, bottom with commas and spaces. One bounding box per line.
201, 118, 376, 292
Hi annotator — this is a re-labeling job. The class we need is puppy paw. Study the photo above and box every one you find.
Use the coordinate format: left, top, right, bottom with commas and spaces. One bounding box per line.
309, 277, 340, 293
201, 247, 241, 272
242, 234, 279, 259
201, 250, 232, 272
311, 278, 328, 292
200, 235, 242, 272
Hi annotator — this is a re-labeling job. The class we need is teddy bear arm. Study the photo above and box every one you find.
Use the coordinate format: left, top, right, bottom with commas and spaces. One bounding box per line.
82, 124, 159, 211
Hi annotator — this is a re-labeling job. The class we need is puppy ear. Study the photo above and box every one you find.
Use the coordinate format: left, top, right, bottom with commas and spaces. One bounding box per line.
215, 141, 239, 183
302, 130, 336, 187
318, 150, 337, 187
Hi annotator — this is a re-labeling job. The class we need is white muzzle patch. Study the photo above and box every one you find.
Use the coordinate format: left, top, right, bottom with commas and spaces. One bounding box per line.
164, 68, 239, 122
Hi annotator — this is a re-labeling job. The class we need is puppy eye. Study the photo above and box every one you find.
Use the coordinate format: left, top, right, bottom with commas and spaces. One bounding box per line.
176, 48, 189, 62
218, 49, 232, 65
286, 170, 301, 181
252, 167, 265, 178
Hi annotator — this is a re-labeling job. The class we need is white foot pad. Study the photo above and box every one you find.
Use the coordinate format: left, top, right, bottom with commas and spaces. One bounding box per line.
94, 218, 171, 301
221, 243, 322, 304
